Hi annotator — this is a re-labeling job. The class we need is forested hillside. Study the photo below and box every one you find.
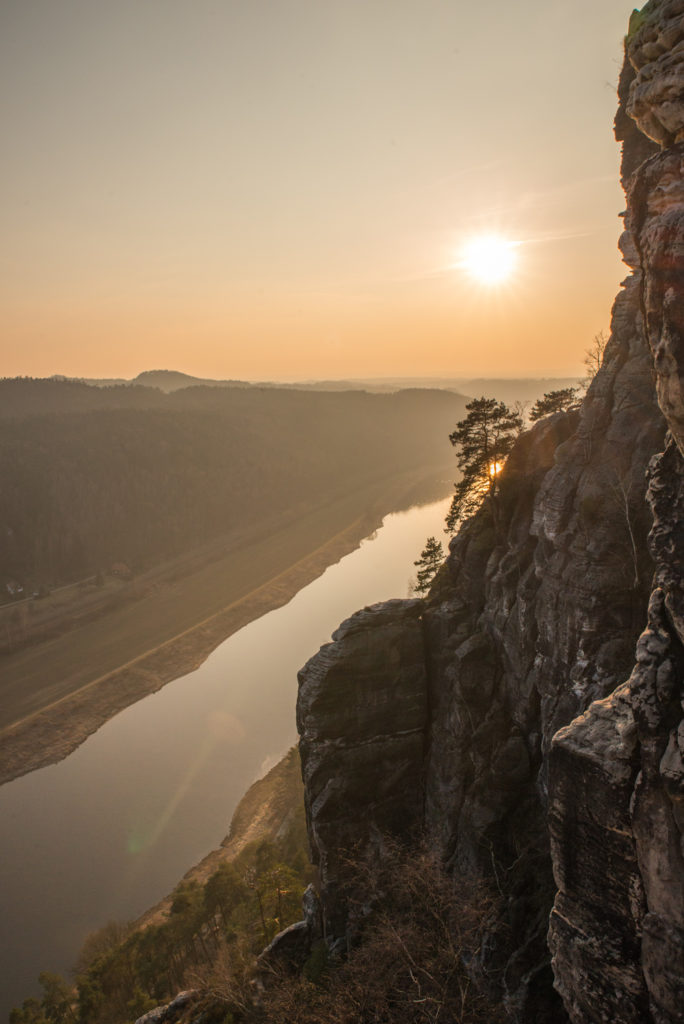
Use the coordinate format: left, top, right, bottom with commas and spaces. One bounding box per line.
0, 379, 465, 591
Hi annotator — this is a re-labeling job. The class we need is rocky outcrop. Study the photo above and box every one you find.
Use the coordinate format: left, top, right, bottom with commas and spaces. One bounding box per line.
548, 445, 684, 1024
622, 0, 684, 465
296, 3, 684, 1022
297, 599, 427, 936
134, 991, 198, 1024
547, 5, 684, 1022
548, 682, 648, 1023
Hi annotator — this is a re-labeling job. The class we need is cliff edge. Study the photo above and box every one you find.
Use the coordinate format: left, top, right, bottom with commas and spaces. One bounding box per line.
297, 2, 683, 1021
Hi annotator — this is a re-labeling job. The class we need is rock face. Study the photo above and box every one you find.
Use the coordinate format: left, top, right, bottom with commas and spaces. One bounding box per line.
548, 445, 684, 1024
547, 5, 684, 1021
297, 599, 427, 936
297, 2, 684, 1022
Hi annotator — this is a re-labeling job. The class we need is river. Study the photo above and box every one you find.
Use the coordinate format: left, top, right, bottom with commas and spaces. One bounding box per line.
0, 496, 450, 1018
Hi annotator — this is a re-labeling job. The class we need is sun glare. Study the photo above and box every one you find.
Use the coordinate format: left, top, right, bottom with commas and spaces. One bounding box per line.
461, 235, 517, 285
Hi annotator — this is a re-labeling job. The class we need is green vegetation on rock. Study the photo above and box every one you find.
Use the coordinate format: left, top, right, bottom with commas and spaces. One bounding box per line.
412, 536, 445, 595
529, 387, 580, 421
627, 7, 648, 39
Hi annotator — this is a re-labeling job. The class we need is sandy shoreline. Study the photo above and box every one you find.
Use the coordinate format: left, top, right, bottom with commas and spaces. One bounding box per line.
0, 469, 450, 787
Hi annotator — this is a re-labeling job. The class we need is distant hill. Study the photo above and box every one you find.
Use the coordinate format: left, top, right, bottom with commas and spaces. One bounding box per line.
270, 377, 582, 406
131, 369, 251, 392
48, 370, 253, 393
0, 378, 468, 589
42, 371, 581, 406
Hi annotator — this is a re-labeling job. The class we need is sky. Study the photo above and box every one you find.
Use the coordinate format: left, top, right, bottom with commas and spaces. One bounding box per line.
1, 0, 642, 381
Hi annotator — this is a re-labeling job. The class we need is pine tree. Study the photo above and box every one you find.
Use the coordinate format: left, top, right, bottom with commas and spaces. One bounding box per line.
529, 387, 580, 421
445, 397, 522, 533
413, 536, 444, 594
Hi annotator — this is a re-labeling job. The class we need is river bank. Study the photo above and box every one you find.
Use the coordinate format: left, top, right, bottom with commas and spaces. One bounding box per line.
0, 467, 452, 786
133, 746, 305, 932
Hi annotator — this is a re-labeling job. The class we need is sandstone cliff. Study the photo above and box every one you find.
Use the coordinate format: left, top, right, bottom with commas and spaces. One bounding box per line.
297, 2, 683, 1021
549, 4, 684, 1021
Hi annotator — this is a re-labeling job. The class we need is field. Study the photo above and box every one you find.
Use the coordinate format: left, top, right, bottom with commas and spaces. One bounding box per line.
0, 467, 451, 785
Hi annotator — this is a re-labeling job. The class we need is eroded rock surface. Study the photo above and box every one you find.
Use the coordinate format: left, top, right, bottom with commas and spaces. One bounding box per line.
548, 4, 684, 1021
627, 0, 684, 454
297, 599, 427, 935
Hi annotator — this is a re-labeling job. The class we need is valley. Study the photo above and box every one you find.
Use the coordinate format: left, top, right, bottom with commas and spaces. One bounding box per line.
0, 465, 449, 784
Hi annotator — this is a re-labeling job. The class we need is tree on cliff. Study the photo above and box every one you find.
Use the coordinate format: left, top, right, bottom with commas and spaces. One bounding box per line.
413, 536, 444, 595
445, 397, 522, 533
10, 973, 75, 1024
529, 387, 580, 421
582, 330, 608, 388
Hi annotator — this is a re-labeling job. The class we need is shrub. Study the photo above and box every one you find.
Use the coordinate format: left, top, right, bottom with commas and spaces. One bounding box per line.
256, 837, 507, 1023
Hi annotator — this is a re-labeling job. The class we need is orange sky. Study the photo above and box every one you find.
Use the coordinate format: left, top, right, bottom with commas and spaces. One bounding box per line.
1, 1, 641, 381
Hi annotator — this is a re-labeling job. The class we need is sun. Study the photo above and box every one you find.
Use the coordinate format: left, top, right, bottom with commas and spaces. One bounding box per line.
460, 235, 517, 285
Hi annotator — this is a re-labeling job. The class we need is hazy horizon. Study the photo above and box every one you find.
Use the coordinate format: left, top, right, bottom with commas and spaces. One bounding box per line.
2, 1, 637, 379
40, 368, 582, 383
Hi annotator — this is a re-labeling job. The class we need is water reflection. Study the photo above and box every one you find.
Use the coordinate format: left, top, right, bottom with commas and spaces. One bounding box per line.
0, 497, 449, 1016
